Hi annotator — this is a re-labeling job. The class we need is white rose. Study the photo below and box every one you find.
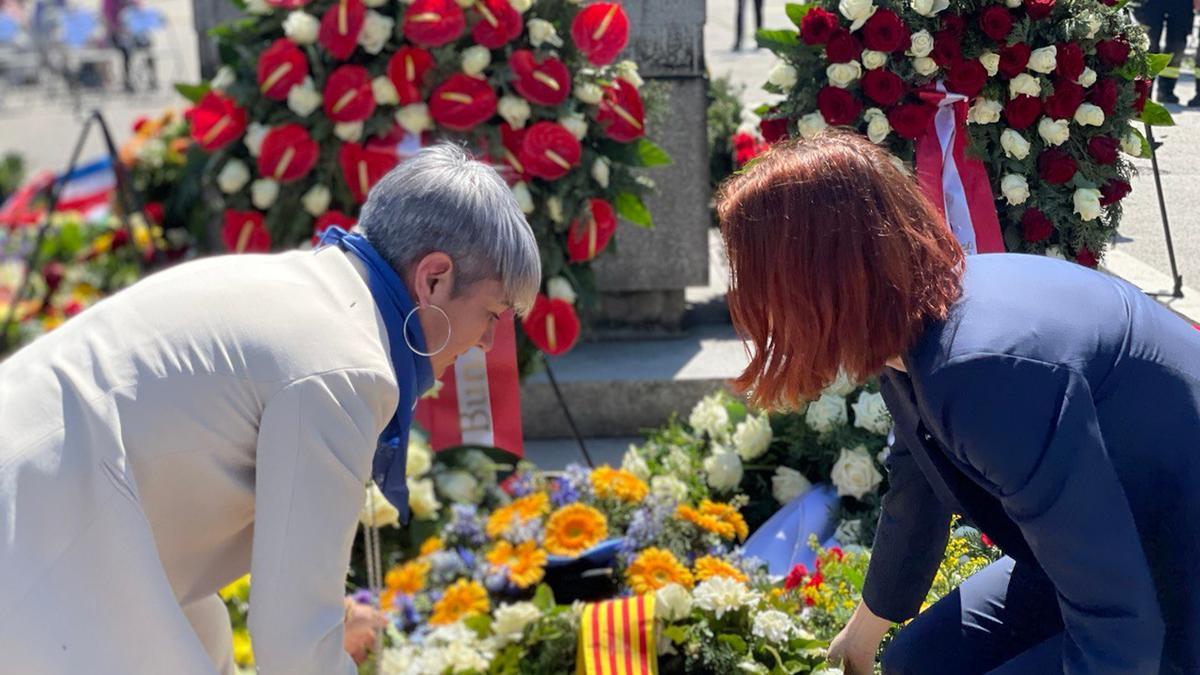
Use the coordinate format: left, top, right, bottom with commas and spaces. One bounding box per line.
560, 113, 588, 140
396, 103, 434, 134
372, 76, 399, 105
244, 123, 268, 156
805, 393, 848, 433
979, 52, 1000, 77
851, 391, 891, 435
1001, 174, 1030, 205
651, 475, 689, 503
211, 66, 236, 91
768, 62, 799, 89
733, 413, 773, 461
1005, 0, 1022, 6
830, 445, 884, 500
704, 446, 744, 491
498, 95, 532, 130
360, 482, 401, 528
825, 370, 858, 397
511, 181, 535, 214
861, 50, 887, 70
1074, 103, 1105, 127
334, 121, 364, 142
911, 0, 949, 16
245, 0, 272, 15
492, 602, 541, 644
436, 470, 480, 504
287, 77, 322, 117
655, 583, 693, 622
547, 276, 577, 305
1009, 73, 1041, 99
358, 11, 394, 55
591, 157, 611, 188
614, 60, 644, 88
251, 178, 279, 209
1074, 188, 1103, 221
1000, 128, 1031, 160
528, 18, 563, 48
546, 195, 564, 224
838, 0, 877, 30
866, 112, 891, 144
509, 0, 534, 12
826, 61, 863, 89
1044, 246, 1068, 261
772, 466, 812, 505
574, 81, 604, 105
752, 610, 796, 644
912, 57, 939, 76
283, 11, 319, 45
1072, 68, 1096, 89
1027, 46, 1057, 74
301, 184, 331, 217
967, 98, 1003, 125
908, 30, 934, 58
408, 477, 440, 520
1122, 129, 1144, 156
1038, 117, 1070, 146
217, 159, 250, 194
462, 45, 492, 76
798, 111, 828, 139
407, 436, 433, 477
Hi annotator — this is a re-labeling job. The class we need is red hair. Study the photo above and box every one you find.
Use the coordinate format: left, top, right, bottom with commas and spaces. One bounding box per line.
717, 131, 964, 410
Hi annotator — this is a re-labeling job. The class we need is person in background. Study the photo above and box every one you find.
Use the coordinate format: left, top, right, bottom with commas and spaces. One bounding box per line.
1137, 0, 1200, 106
732, 0, 765, 51
101, 0, 156, 92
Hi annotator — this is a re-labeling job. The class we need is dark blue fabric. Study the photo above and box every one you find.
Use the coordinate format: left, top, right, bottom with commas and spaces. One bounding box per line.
863, 253, 1200, 674
319, 227, 434, 523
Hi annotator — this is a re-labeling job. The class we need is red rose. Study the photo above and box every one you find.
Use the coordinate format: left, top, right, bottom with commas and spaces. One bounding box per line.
257, 124, 319, 183
998, 42, 1031, 79
826, 29, 862, 64
1100, 179, 1131, 206
318, 0, 366, 60
143, 202, 164, 225
403, 0, 466, 48
862, 10, 909, 53
946, 60, 988, 97
784, 564, 810, 591
1087, 78, 1119, 116
861, 69, 907, 106
188, 92, 247, 152
387, 46, 435, 105
510, 50, 572, 107
932, 30, 962, 67
941, 13, 965, 38
817, 86, 863, 126
1087, 136, 1120, 165
1025, 0, 1055, 19
1055, 43, 1085, 80
222, 210, 271, 254
1043, 78, 1085, 120
566, 198, 618, 262
1096, 38, 1130, 67
1038, 148, 1077, 184
522, 294, 580, 355
887, 103, 934, 139
1004, 95, 1041, 129
429, 73, 498, 132
806, 571, 824, 588
978, 6, 1013, 41
472, 0, 522, 49
1021, 208, 1054, 243
256, 39, 308, 101
571, 2, 630, 66
338, 142, 399, 203
1076, 247, 1098, 268
323, 65, 375, 123
500, 123, 529, 179
801, 7, 839, 45
733, 131, 769, 166
760, 115, 790, 143
1134, 78, 1151, 112
597, 78, 645, 142
519, 121, 582, 180
312, 210, 356, 246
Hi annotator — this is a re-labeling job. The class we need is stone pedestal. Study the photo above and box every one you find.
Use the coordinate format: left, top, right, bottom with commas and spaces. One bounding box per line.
191, 0, 242, 79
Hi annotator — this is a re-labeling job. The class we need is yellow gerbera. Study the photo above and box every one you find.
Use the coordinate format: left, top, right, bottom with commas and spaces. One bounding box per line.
486, 540, 548, 589
430, 578, 490, 626
544, 503, 608, 556
693, 555, 748, 583
675, 504, 736, 539
626, 548, 694, 594
486, 504, 520, 538
384, 560, 430, 596
699, 500, 750, 541
591, 466, 649, 503
419, 536, 444, 557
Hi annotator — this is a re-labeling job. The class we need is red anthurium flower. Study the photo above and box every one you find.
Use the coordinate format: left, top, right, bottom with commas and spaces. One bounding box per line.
571, 2, 629, 66
188, 92, 247, 152
312, 210, 356, 245
403, 0, 466, 48
318, 0, 366, 61
511, 50, 572, 107
266, 0, 310, 7
339, 142, 400, 203
500, 123, 530, 180
523, 294, 581, 356
324, 65, 376, 123
566, 198, 617, 262
387, 46, 435, 105
222, 210, 271, 254
597, 78, 645, 143
471, 0, 522, 49
429, 74, 498, 131
257, 124, 320, 184
519, 121, 581, 181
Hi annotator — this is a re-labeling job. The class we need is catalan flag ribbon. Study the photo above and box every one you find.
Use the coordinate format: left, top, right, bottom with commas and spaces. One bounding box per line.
577, 595, 657, 675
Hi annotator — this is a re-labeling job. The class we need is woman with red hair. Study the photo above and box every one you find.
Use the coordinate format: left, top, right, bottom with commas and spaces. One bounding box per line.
717, 131, 1200, 674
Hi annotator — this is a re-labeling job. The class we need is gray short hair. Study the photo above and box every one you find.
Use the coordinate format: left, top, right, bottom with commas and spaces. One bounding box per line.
358, 143, 541, 315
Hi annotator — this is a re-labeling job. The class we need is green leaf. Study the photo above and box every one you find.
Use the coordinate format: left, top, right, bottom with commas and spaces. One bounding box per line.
785, 3, 815, 28
635, 139, 673, 168
1138, 130, 1153, 159
755, 28, 800, 51
174, 82, 210, 104
1139, 100, 1176, 127
1146, 53, 1174, 78
615, 192, 654, 228
663, 625, 688, 644
718, 633, 748, 653
532, 584, 556, 612
464, 613, 493, 638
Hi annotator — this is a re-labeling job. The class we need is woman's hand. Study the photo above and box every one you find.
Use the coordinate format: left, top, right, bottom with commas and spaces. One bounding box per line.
827, 602, 892, 674
343, 598, 389, 665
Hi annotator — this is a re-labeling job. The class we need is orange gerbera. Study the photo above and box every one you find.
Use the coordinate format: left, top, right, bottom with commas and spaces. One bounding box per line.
693, 555, 748, 583
419, 536, 444, 557
487, 503, 520, 538
384, 560, 430, 596
380, 587, 398, 612
486, 540, 548, 589
699, 500, 749, 541
429, 578, 490, 626
675, 504, 735, 539
626, 548, 694, 594
591, 466, 649, 503
488, 493, 552, 538
544, 503, 608, 556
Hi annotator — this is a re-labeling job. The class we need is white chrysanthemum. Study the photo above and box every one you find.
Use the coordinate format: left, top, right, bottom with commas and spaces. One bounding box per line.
372, 76, 400, 105
301, 184, 331, 217
396, 103, 434, 134
692, 576, 760, 619
772, 465, 811, 505
287, 77, 322, 117
851, 391, 891, 435
689, 393, 731, 439
528, 18, 563, 48
498, 95, 532, 130
830, 445, 884, 500
752, 610, 796, 644
805, 393, 847, 433
462, 45, 492, 76
217, 159, 250, 194
704, 445, 744, 491
733, 413, 773, 461
655, 583, 693, 622
492, 602, 542, 644
250, 178, 279, 209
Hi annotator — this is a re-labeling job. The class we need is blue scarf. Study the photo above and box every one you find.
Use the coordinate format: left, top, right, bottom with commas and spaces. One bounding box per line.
319, 227, 434, 523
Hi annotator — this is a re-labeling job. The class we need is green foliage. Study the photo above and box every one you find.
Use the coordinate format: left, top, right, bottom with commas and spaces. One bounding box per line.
706, 75, 747, 211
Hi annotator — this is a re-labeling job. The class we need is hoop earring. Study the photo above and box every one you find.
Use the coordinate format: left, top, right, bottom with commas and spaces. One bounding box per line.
403, 304, 451, 357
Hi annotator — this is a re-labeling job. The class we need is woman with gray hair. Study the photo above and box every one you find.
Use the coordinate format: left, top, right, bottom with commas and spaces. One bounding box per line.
0, 144, 540, 674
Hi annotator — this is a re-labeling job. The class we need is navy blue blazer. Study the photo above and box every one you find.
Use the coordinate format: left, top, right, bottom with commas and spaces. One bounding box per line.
862, 253, 1200, 674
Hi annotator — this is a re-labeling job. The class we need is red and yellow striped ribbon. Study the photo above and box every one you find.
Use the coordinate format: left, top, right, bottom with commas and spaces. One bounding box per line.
577, 595, 657, 675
